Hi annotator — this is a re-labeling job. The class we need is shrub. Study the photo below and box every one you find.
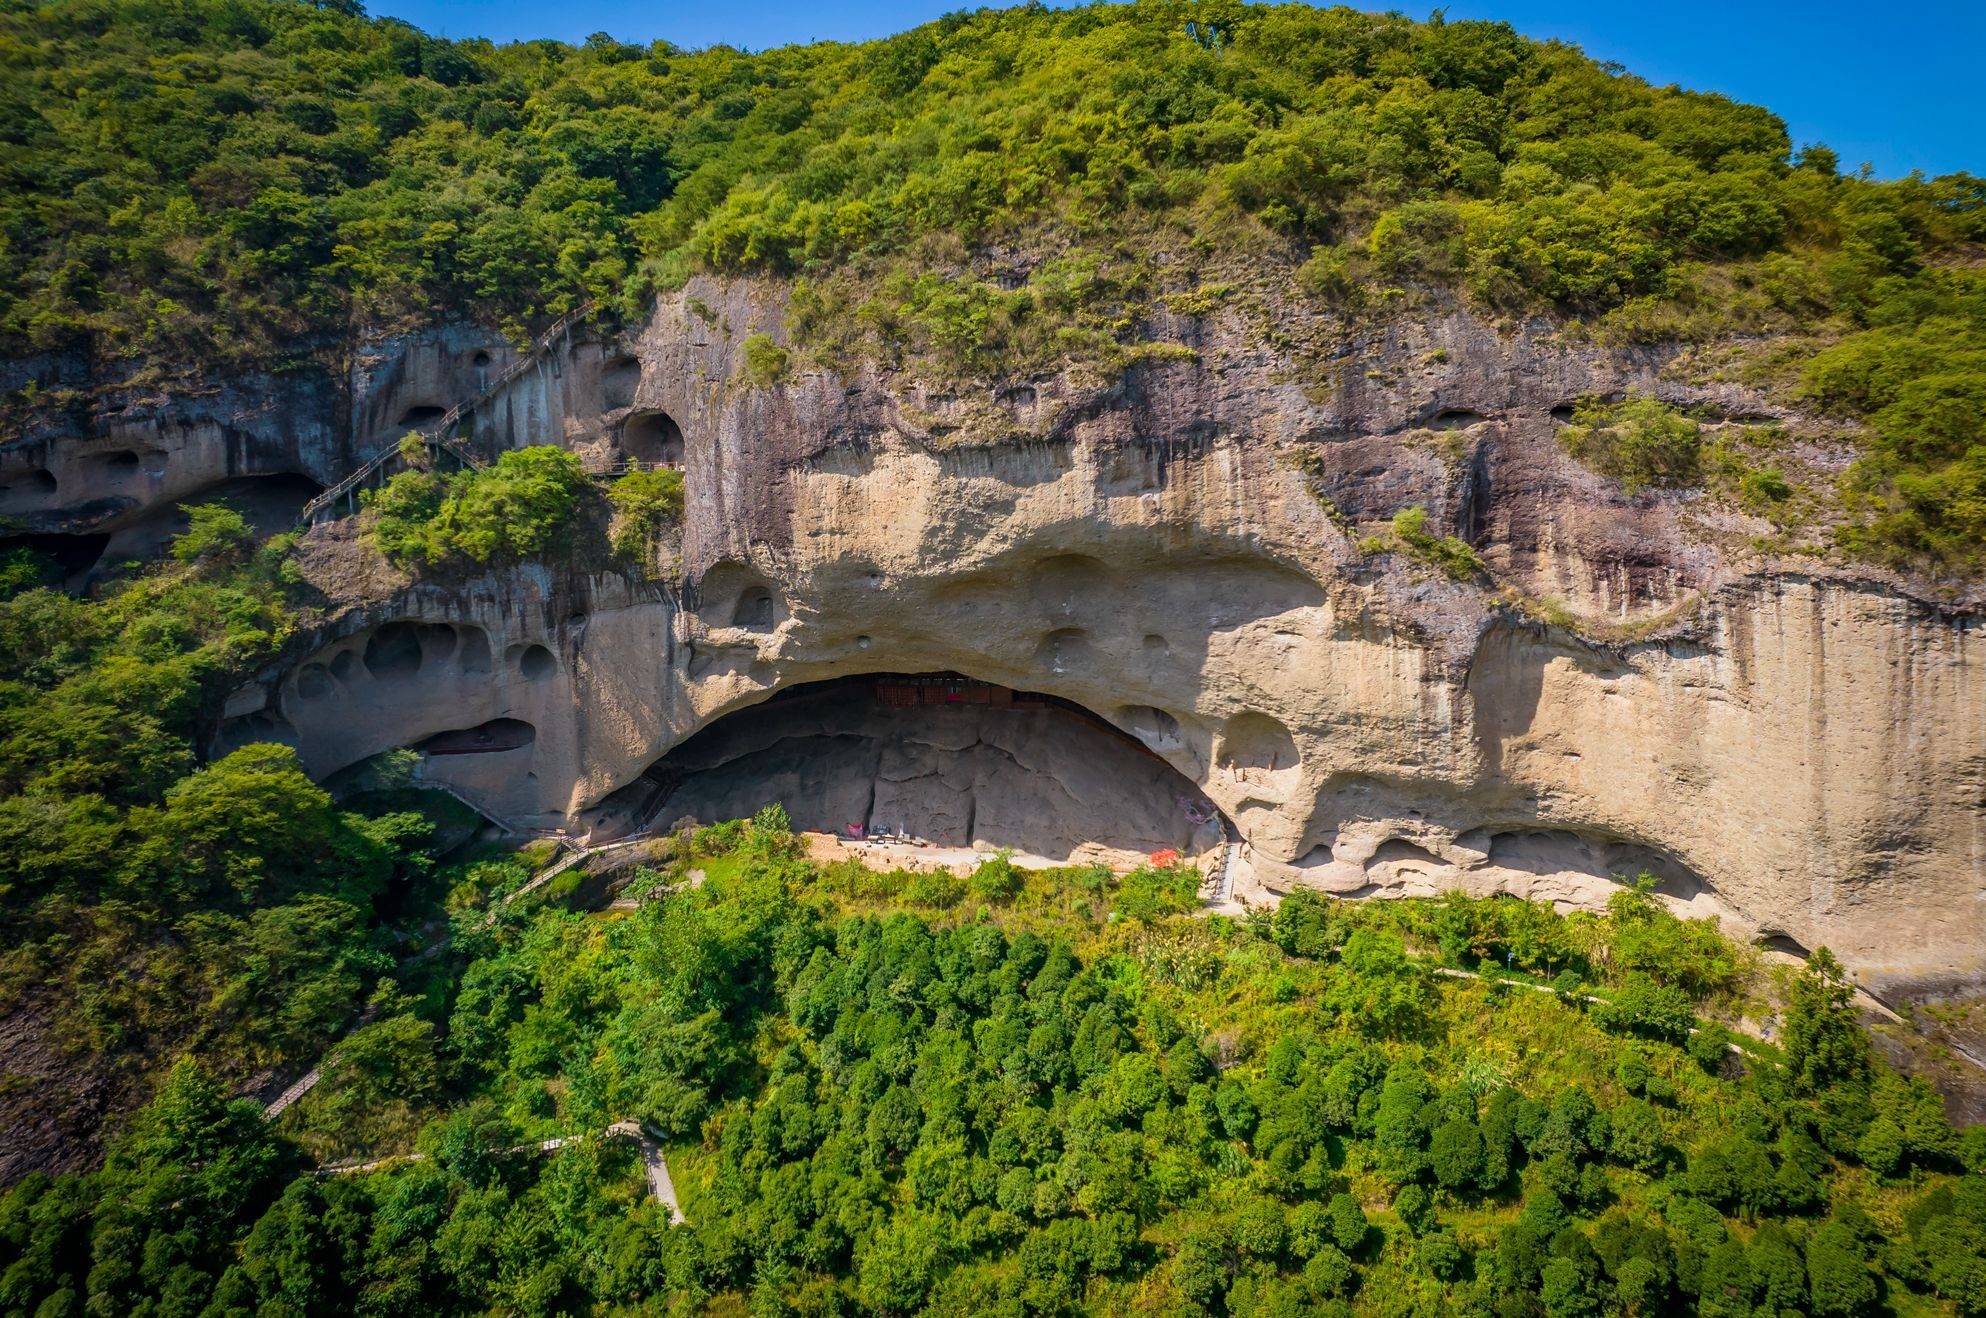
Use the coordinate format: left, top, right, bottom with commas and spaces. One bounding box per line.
741, 333, 790, 388
607, 466, 685, 563
1387, 505, 1485, 582
1393, 1182, 1435, 1235
366, 446, 588, 567
967, 851, 1023, 904
1558, 395, 1703, 492
172, 503, 253, 563
1594, 973, 1696, 1043
1112, 863, 1198, 923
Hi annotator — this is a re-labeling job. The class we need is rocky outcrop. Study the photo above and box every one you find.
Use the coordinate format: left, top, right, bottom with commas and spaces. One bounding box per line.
52, 277, 1973, 999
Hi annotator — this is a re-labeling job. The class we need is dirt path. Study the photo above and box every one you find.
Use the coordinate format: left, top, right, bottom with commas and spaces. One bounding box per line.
316, 1119, 686, 1221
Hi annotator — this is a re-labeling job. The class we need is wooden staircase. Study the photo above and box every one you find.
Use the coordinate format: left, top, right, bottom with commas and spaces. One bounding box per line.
299, 302, 594, 526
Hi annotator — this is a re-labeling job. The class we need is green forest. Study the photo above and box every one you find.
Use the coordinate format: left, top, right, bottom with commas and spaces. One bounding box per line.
0, 0, 1982, 568
2, 809, 1982, 1315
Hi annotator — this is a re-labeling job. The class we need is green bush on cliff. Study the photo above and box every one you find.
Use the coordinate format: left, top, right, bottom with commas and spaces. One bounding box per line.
739, 333, 790, 388
1378, 505, 1485, 582
1558, 395, 1706, 493
606, 465, 685, 564
365, 445, 589, 567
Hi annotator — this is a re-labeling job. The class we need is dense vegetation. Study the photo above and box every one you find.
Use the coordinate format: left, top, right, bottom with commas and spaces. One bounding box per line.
0, 514, 444, 1174
364, 443, 592, 568
1, 0, 1981, 567
3, 810, 1978, 1315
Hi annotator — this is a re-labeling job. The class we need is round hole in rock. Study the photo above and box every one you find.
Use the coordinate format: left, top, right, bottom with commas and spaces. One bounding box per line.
625, 672, 1233, 863
622, 410, 684, 466
1143, 633, 1169, 653
1035, 627, 1090, 672
1758, 933, 1812, 958
472, 350, 492, 368
96, 450, 141, 473
1216, 711, 1300, 783
0, 469, 58, 503
295, 664, 334, 700
1429, 408, 1485, 430
517, 644, 556, 681
328, 650, 357, 681
362, 622, 424, 679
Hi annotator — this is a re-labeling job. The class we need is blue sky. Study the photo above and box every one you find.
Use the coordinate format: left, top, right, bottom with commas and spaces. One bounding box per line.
370, 1, 1981, 179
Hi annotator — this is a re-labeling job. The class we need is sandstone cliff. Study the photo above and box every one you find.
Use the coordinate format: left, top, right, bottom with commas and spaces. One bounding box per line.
12, 281, 1981, 999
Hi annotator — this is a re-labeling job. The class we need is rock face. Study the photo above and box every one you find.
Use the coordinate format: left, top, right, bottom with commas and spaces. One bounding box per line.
46, 277, 1968, 999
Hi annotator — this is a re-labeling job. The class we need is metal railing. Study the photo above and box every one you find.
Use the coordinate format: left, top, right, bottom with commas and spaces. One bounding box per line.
299, 302, 596, 526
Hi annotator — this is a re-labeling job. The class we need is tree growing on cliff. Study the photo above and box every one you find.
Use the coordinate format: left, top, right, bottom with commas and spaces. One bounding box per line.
366, 446, 590, 567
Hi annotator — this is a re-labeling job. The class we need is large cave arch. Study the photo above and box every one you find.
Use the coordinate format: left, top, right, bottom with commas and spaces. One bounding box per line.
630, 672, 1229, 864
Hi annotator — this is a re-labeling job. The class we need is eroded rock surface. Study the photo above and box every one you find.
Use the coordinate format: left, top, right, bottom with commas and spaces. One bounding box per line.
41, 278, 1977, 997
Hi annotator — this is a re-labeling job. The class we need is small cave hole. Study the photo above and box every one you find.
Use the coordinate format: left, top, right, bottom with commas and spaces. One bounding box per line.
1036, 627, 1090, 672
602, 353, 644, 411
295, 664, 334, 700
362, 622, 424, 680
0, 469, 58, 503
96, 450, 142, 474
1549, 404, 1577, 424
397, 405, 447, 430
416, 623, 458, 662
1368, 838, 1445, 869
622, 410, 684, 466
457, 628, 492, 675
328, 650, 357, 681
1143, 633, 1170, 653
733, 586, 776, 630
472, 350, 492, 369
517, 644, 557, 681
1428, 408, 1486, 430
1216, 712, 1300, 783
421, 717, 536, 755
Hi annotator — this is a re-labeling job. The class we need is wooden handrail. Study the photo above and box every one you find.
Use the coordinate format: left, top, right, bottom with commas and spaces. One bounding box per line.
300, 302, 595, 525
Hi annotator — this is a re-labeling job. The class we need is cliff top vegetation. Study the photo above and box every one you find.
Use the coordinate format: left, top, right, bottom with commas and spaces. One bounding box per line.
2, 0, 1982, 570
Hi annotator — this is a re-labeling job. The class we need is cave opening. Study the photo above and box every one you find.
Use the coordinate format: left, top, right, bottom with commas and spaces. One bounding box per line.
0, 531, 113, 586
630, 672, 1230, 865
397, 404, 447, 430
621, 409, 684, 466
